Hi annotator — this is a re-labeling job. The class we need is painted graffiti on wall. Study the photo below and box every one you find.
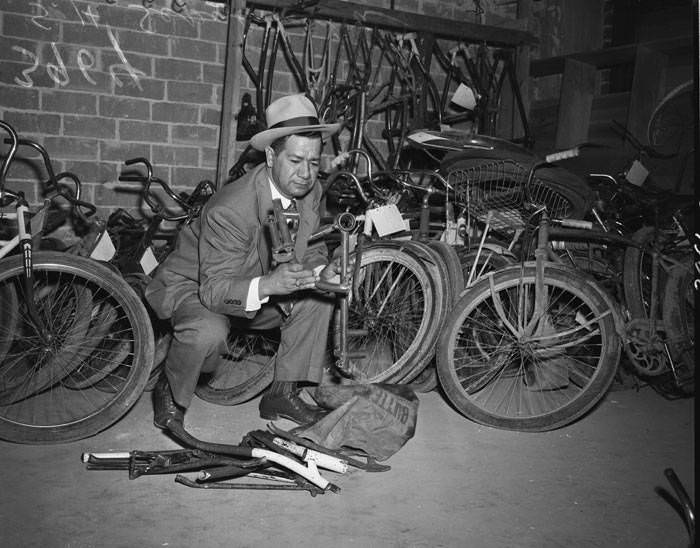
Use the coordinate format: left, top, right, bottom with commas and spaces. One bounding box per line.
124, 0, 227, 32
12, 27, 146, 90
6, 0, 225, 92
10, 1, 148, 90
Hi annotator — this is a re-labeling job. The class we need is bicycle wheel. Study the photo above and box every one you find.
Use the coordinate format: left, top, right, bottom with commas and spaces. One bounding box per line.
647, 81, 694, 156
426, 240, 465, 302
394, 241, 450, 383
408, 364, 439, 393
661, 263, 694, 396
343, 241, 444, 383
0, 252, 154, 444
437, 264, 620, 431
406, 241, 465, 393
194, 328, 277, 405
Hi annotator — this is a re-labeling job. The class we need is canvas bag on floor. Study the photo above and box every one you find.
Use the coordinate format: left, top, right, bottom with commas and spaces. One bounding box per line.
295, 383, 419, 462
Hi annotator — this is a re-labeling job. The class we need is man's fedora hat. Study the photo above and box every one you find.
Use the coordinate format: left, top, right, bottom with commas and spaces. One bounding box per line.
250, 93, 341, 151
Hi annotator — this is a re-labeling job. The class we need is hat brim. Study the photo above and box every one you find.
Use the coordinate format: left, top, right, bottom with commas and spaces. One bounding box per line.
249, 123, 342, 151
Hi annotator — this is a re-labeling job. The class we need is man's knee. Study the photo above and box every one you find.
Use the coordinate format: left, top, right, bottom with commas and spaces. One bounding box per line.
291, 293, 335, 319
172, 314, 229, 350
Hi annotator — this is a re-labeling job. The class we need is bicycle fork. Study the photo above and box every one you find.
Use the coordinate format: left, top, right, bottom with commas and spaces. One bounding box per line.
314, 212, 368, 378
15, 192, 50, 344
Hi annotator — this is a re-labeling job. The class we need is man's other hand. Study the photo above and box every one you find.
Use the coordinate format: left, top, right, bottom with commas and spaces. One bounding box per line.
259, 262, 318, 297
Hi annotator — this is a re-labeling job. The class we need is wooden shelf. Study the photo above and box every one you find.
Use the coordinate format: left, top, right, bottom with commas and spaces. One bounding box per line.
527, 35, 693, 149
530, 36, 693, 78
248, 0, 537, 46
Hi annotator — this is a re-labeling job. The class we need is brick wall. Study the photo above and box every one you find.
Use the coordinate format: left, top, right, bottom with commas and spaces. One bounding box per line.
0, 0, 227, 214
1, 0, 508, 216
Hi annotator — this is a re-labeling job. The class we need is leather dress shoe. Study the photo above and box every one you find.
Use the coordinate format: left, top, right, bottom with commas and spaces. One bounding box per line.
153, 375, 185, 430
259, 391, 328, 425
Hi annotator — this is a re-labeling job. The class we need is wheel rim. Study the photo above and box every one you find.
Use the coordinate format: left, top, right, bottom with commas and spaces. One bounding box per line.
345, 247, 436, 382
440, 268, 617, 427
0, 259, 149, 432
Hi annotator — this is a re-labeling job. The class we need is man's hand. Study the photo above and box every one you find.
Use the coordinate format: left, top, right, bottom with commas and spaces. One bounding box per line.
319, 256, 355, 285
259, 262, 318, 297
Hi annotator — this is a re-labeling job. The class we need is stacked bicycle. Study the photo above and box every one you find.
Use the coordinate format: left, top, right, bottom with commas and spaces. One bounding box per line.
434, 142, 693, 432
0, 120, 154, 444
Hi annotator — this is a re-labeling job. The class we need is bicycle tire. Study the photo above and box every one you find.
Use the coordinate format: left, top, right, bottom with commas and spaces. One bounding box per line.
194, 329, 277, 405
0, 252, 154, 444
118, 273, 170, 393
436, 264, 620, 431
426, 240, 465, 302
661, 263, 694, 396
143, 331, 171, 392
406, 242, 466, 393
343, 241, 444, 383
392, 240, 450, 383
408, 364, 439, 393
647, 81, 694, 156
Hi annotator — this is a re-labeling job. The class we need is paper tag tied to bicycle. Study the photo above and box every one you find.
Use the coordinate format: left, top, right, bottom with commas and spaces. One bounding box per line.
89, 229, 116, 262
363, 204, 410, 237
139, 246, 159, 276
625, 160, 649, 187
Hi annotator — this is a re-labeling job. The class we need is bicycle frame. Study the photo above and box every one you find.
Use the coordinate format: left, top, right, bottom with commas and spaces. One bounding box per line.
1, 122, 51, 338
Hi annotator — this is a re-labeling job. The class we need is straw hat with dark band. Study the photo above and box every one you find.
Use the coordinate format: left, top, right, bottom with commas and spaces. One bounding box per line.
250, 94, 342, 151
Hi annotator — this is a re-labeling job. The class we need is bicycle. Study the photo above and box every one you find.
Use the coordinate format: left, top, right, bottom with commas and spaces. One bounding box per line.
562, 126, 695, 397
0, 120, 154, 444
436, 149, 624, 432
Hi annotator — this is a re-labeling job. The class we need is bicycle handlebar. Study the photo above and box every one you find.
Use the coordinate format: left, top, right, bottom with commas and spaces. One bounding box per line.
3, 136, 60, 191
117, 157, 214, 222
53, 171, 96, 222
0, 120, 19, 190
124, 156, 154, 181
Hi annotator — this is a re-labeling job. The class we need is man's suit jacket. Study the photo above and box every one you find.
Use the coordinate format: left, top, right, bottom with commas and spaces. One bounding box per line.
145, 163, 328, 321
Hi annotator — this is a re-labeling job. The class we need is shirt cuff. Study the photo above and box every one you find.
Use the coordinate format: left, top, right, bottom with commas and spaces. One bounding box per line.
245, 276, 269, 311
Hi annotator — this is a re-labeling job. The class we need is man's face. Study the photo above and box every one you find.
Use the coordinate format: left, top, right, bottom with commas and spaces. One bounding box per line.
266, 134, 322, 199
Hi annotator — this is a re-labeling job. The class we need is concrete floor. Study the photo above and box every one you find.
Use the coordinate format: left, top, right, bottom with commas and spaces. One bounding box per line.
0, 383, 694, 548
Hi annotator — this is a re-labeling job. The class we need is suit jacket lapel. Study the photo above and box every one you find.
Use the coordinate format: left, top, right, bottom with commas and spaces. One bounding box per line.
253, 165, 273, 273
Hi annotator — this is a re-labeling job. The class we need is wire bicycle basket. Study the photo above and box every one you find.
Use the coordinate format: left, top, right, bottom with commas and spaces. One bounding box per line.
448, 159, 528, 233
448, 159, 580, 234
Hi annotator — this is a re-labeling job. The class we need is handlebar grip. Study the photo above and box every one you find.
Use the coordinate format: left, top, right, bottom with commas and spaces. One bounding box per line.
545, 147, 579, 163
116, 175, 146, 182
82, 452, 131, 462
124, 157, 149, 166
559, 218, 593, 230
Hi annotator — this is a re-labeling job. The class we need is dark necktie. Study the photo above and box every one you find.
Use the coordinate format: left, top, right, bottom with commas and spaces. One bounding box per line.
284, 199, 299, 240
